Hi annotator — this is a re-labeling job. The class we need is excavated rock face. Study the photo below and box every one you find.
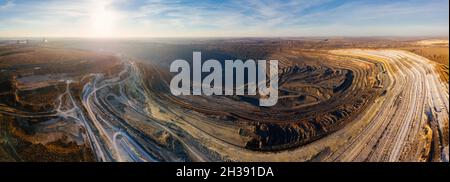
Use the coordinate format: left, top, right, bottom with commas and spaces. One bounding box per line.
3, 40, 446, 162
140, 48, 384, 151
0, 47, 120, 161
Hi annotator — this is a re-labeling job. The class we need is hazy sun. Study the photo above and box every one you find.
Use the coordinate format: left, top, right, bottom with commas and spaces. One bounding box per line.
90, 5, 116, 37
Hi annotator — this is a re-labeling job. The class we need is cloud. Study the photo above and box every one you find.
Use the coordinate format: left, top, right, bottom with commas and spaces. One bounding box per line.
0, 0, 14, 11
0, 0, 448, 37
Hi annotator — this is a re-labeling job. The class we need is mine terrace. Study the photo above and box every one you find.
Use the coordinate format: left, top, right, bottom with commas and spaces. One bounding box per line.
0, 37, 448, 162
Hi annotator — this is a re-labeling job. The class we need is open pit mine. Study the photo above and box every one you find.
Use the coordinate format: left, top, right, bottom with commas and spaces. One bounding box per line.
0, 39, 448, 162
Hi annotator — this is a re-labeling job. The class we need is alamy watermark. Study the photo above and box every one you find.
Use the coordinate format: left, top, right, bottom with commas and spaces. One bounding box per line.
170, 52, 278, 106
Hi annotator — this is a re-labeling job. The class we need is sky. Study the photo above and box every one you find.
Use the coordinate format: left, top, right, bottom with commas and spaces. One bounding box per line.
0, 0, 448, 38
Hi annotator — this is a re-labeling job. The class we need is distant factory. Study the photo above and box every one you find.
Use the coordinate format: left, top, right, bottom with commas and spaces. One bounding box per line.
13, 38, 48, 45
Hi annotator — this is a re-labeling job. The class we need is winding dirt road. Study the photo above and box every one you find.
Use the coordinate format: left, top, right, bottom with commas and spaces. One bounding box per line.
326, 49, 449, 161
132, 49, 449, 162
4, 48, 446, 162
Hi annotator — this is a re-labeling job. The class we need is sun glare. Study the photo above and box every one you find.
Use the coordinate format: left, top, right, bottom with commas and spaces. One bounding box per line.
90, 5, 116, 37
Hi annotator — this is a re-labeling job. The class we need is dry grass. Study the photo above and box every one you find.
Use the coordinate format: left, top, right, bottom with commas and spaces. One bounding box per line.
402, 47, 449, 65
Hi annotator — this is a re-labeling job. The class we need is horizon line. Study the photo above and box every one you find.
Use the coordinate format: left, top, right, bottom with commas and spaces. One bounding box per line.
1, 35, 449, 40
